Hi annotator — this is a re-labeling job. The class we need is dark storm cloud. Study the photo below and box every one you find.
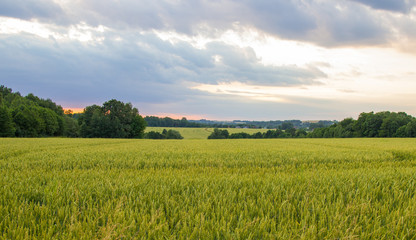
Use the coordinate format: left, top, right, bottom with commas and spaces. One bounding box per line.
348, 0, 416, 13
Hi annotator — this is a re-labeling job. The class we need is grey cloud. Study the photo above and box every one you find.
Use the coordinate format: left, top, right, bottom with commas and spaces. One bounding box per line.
1, 0, 412, 47
315, 1, 390, 46
348, 0, 416, 13
3, 31, 415, 120
202, 42, 326, 85
0, 29, 326, 111
75, 0, 165, 30
0, 0, 64, 22
240, 0, 316, 38
63, 0, 399, 46
157, 0, 317, 38
85, 0, 317, 39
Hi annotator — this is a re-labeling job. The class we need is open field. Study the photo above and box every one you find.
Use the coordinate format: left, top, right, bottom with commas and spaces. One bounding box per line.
146, 127, 268, 139
1, 138, 416, 239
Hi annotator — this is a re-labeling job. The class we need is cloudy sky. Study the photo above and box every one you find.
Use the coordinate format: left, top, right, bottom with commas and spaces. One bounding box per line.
1, 0, 416, 120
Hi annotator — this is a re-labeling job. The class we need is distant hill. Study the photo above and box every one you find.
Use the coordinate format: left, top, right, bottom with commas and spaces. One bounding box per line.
145, 116, 336, 129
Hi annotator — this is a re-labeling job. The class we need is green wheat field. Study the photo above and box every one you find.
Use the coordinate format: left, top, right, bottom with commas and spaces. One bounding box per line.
145, 127, 267, 139
1, 138, 416, 239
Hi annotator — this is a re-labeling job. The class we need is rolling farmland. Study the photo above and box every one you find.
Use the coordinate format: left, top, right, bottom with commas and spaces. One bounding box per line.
1, 138, 416, 239
145, 127, 268, 139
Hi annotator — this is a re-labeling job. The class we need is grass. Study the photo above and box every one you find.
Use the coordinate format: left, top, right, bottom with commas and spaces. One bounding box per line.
0, 138, 416, 239
146, 127, 268, 139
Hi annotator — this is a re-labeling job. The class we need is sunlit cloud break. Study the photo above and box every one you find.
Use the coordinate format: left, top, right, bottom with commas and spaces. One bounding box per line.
192, 82, 364, 103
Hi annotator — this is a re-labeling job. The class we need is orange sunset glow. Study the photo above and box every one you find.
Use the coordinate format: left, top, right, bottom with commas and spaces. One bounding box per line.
142, 113, 209, 120
63, 108, 84, 114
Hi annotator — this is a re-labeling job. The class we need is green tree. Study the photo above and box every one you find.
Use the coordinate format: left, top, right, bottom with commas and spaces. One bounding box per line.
129, 114, 146, 138
353, 112, 384, 137
229, 132, 252, 139
10, 101, 46, 137
285, 127, 296, 137
63, 115, 80, 137
145, 129, 183, 139
79, 100, 146, 138
79, 105, 102, 138
263, 129, 285, 138
405, 119, 416, 137
281, 122, 294, 130
165, 129, 184, 139
145, 131, 165, 139
252, 132, 264, 139
379, 112, 412, 137
338, 118, 354, 137
295, 129, 307, 138
0, 105, 15, 137
208, 128, 229, 139
39, 108, 59, 136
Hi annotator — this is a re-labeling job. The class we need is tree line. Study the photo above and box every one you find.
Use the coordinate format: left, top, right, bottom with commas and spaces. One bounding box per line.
144, 116, 205, 128
0, 86, 78, 137
146, 116, 336, 130
208, 128, 307, 139
207, 111, 416, 139
144, 116, 242, 128
2, 85, 416, 139
308, 111, 416, 138
0, 86, 147, 138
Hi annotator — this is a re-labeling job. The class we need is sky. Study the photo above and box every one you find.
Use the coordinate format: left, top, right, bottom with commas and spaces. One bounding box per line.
1, 0, 416, 120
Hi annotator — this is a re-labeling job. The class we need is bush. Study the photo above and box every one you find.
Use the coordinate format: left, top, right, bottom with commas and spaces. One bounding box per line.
208, 128, 229, 139
145, 129, 184, 139
165, 129, 184, 139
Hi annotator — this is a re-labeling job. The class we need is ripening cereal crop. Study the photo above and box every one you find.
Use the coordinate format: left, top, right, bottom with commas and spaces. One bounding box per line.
0, 138, 415, 239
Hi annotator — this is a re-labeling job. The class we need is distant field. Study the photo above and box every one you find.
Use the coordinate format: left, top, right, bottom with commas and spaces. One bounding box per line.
1, 138, 416, 239
146, 127, 268, 139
